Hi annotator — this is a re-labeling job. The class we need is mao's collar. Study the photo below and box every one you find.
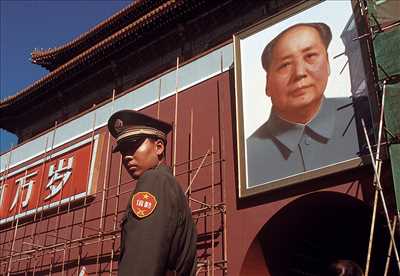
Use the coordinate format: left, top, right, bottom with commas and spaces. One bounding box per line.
268, 98, 336, 152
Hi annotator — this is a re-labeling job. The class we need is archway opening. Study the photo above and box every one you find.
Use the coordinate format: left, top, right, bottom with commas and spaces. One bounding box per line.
240, 192, 396, 275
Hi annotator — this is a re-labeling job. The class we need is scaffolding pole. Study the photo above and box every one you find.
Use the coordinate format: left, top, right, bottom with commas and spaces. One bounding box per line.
211, 136, 215, 276
365, 81, 387, 276
362, 118, 400, 271
384, 215, 398, 276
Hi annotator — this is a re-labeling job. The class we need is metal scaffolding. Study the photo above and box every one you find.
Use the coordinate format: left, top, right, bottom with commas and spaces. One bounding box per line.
357, 1, 400, 274
0, 123, 228, 276
0, 56, 228, 276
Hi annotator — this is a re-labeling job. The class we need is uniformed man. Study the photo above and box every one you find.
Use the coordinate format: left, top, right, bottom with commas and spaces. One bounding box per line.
108, 110, 197, 276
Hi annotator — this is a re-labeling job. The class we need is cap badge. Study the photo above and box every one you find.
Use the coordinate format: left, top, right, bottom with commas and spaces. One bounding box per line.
131, 192, 157, 218
114, 119, 124, 134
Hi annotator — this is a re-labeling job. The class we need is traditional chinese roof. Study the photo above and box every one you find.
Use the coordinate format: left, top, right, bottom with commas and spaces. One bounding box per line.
0, 0, 214, 134
0, 0, 182, 107
30, 0, 163, 71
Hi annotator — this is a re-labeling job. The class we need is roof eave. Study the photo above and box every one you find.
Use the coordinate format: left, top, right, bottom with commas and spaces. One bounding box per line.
0, 0, 194, 112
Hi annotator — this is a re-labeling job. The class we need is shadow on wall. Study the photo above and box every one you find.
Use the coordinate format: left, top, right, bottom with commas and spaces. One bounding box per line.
240, 191, 396, 276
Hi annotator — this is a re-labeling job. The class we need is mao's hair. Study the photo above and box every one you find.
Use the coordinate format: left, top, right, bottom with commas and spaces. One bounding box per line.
261, 22, 332, 72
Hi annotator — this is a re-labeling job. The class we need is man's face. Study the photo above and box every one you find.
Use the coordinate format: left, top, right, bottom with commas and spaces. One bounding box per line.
119, 137, 164, 179
266, 25, 330, 122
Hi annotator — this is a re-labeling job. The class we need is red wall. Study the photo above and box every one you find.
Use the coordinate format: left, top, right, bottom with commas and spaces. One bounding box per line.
1, 71, 394, 275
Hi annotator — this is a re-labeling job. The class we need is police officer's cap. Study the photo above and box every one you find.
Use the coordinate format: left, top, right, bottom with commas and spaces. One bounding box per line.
108, 110, 172, 153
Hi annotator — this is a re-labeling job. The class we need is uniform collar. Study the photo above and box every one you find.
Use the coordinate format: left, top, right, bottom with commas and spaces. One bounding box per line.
155, 163, 172, 174
267, 97, 336, 152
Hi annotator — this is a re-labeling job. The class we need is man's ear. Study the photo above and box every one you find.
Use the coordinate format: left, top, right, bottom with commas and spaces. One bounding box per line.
155, 139, 165, 157
326, 54, 331, 76
265, 76, 270, 97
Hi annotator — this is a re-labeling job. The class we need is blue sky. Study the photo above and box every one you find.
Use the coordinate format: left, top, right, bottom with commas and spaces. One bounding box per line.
0, 0, 131, 153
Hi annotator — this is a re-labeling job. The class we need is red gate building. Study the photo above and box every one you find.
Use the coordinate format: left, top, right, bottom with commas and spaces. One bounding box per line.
1, 1, 399, 275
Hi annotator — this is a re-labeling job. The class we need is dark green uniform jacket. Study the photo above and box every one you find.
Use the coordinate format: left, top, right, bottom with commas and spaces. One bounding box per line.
119, 164, 197, 276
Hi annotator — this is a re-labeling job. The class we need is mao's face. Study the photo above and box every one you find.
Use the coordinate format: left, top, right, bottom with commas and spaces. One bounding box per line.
266, 26, 330, 121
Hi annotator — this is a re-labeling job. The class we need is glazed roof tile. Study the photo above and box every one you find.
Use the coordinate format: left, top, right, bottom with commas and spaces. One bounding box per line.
0, 0, 185, 109
30, 0, 158, 69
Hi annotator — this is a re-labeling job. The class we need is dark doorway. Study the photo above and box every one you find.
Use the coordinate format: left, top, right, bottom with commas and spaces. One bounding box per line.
242, 192, 397, 275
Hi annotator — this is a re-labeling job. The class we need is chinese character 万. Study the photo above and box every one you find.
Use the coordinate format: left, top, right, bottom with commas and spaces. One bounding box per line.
44, 157, 74, 200
9, 171, 38, 211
